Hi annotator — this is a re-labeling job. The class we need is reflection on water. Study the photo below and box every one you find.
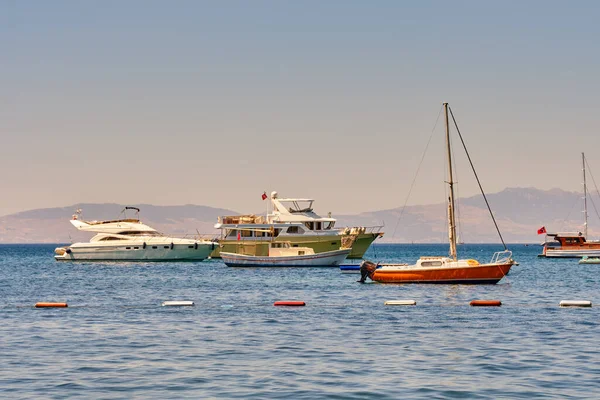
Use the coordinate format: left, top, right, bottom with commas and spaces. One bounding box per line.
0, 243, 598, 399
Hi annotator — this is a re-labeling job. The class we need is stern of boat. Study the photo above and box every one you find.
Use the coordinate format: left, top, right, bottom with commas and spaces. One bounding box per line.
358, 259, 379, 283
54, 246, 72, 261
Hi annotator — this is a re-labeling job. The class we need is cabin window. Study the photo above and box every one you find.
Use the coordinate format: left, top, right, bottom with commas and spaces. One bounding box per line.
99, 236, 123, 241
324, 222, 334, 230
315, 222, 322, 230
134, 247, 139, 249
164, 246, 169, 249
304, 222, 314, 231
293, 244, 298, 247
421, 261, 442, 267
298, 251, 305, 255
152, 246, 158, 249
287, 226, 304, 234
241, 230, 253, 238
188, 245, 194, 248
126, 247, 131, 250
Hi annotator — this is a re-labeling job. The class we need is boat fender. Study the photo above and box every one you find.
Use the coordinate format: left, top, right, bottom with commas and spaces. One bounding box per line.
170, 242, 174, 250
274, 301, 305, 307
35, 302, 68, 308
162, 300, 195, 307
385, 300, 416, 306
211, 242, 215, 251
65, 248, 72, 254
143, 242, 147, 249
470, 300, 501, 307
194, 242, 198, 250
559, 300, 592, 308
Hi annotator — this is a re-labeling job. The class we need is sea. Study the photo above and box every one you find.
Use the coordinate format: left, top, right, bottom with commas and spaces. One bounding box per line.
0, 243, 598, 399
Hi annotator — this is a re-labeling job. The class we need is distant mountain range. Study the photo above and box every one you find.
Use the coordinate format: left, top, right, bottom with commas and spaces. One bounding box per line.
0, 187, 597, 243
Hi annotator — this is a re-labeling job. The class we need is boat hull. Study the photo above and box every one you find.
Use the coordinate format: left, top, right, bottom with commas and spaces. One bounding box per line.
541, 249, 600, 258
220, 248, 350, 267
55, 242, 215, 262
368, 262, 513, 284
212, 232, 380, 259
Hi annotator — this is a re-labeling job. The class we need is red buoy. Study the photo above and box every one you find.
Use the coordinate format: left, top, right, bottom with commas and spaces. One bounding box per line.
35, 302, 68, 308
274, 301, 305, 307
470, 300, 501, 307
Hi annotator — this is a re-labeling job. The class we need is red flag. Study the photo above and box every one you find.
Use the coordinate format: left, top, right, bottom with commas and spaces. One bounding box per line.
261, 192, 267, 200
537, 226, 546, 235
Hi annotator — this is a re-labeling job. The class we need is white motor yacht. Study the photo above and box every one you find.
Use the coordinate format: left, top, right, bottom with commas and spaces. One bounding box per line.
54, 207, 216, 261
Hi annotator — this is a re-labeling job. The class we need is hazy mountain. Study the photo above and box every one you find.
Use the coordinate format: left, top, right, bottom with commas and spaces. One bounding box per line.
0, 203, 235, 244
334, 187, 599, 243
0, 188, 597, 243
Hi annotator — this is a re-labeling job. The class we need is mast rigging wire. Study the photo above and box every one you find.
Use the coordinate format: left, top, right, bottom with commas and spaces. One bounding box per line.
448, 106, 507, 250
391, 105, 444, 239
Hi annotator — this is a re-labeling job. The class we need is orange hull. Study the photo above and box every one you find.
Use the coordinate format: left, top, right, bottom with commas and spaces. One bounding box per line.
370, 262, 513, 284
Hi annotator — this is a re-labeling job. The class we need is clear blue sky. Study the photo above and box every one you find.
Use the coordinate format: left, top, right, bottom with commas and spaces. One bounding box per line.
2, 1, 599, 216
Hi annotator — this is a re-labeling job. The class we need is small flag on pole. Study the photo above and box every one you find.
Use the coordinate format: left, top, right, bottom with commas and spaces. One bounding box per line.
537, 226, 547, 235
261, 191, 268, 200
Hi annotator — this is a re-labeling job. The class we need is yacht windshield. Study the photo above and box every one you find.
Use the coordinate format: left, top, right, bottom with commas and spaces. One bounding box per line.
118, 231, 163, 236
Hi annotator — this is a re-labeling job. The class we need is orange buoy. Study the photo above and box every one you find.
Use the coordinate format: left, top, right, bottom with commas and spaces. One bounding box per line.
274, 301, 305, 307
470, 300, 501, 307
35, 302, 68, 308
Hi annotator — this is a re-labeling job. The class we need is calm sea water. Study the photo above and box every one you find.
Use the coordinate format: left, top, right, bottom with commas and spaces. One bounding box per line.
0, 243, 598, 399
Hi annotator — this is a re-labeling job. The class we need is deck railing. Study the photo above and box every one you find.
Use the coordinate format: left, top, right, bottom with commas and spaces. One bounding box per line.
490, 250, 513, 264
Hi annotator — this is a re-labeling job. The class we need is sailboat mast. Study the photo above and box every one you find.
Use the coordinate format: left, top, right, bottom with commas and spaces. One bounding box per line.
583, 152, 588, 238
444, 103, 458, 260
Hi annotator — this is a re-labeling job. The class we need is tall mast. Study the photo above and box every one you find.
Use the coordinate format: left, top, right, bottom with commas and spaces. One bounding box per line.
444, 103, 457, 260
583, 152, 588, 238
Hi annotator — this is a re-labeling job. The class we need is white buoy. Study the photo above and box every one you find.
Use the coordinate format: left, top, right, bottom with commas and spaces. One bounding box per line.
384, 300, 416, 306
162, 300, 195, 307
559, 300, 592, 308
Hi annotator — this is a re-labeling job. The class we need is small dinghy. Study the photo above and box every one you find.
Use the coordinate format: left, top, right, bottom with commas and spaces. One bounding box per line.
578, 256, 600, 264
221, 242, 350, 267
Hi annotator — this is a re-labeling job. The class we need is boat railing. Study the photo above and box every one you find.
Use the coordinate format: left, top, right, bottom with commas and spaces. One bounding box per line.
490, 250, 513, 264
340, 225, 385, 235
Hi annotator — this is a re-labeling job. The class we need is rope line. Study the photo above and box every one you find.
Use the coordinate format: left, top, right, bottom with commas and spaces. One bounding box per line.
448, 106, 507, 250
391, 105, 444, 239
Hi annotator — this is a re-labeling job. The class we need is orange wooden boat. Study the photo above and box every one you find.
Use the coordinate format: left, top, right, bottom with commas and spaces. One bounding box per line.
360, 256, 514, 284
359, 103, 516, 284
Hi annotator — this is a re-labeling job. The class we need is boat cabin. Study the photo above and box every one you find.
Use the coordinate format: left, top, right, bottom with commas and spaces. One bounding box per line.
545, 232, 586, 247
268, 242, 315, 257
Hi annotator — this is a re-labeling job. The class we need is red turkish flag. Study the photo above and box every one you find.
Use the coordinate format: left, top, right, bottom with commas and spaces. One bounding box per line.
537, 226, 547, 235
261, 192, 267, 200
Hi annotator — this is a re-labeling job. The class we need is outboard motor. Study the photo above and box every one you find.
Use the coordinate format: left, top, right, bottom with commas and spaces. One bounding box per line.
358, 260, 378, 283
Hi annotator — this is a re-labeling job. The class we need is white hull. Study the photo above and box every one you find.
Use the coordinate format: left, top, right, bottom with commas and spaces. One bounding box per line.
544, 249, 600, 258
55, 242, 214, 261
220, 248, 350, 267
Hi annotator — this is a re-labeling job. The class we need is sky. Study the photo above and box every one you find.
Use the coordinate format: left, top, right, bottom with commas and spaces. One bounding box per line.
2, 1, 600, 217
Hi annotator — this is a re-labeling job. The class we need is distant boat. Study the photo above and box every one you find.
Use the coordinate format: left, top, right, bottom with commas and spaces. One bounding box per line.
55, 207, 216, 261
359, 103, 516, 284
578, 256, 600, 264
539, 153, 600, 258
221, 241, 350, 267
